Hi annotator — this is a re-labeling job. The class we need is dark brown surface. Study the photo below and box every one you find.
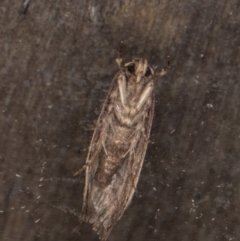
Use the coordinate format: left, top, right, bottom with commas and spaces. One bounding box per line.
0, 0, 240, 241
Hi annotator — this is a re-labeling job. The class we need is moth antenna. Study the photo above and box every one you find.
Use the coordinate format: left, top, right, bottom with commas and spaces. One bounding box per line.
157, 55, 171, 77
138, 53, 144, 58
167, 55, 171, 69
116, 41, 124, 68
118, 41, 124, 59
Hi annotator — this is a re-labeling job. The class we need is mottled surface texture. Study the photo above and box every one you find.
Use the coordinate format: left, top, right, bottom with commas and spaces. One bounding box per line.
0, 0, 239, 241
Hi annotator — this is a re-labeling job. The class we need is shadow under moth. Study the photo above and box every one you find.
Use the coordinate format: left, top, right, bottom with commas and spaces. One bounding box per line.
76, 44, 170, 240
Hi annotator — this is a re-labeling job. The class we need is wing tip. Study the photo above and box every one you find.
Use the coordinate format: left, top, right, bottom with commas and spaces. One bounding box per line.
81, 211, 113, 241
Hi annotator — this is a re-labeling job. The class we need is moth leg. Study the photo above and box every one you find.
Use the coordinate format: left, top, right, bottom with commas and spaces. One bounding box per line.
136, 83, 154, 112
73, 142, 106, 176
73, 151, 98, 177
102, 140, 108, 155
122, 136, 136, 157
108, 115, 116, 133
73, 164, 88, 176
128, 155, 137, 190
122, 141, 134, 158
74, 123, 109, 177
72, 225, 81, 235
124, 125, 151, 158
118, 75, 127, 108
141, 128, 153, 143
123, 129, 141, 158
130, 173, 137, 190
142, 133, 154, 144
109, 121, 115, 133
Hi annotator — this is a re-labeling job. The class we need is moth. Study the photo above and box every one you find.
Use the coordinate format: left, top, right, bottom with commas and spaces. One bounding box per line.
77, 44, 170, 241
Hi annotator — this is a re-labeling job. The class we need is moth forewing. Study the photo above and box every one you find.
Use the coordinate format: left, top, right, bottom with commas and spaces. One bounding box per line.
80, 52, 169, 241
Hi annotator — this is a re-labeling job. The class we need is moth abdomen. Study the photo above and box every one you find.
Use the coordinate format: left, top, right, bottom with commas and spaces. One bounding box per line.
95, 154, 124, 187
95, 127, 133, 187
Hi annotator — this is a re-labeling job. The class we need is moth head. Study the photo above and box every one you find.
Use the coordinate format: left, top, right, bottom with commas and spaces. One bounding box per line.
125, 57, 154, 80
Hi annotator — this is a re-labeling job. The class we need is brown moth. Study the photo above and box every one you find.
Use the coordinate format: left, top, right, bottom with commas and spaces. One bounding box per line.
78, 44, 170, 240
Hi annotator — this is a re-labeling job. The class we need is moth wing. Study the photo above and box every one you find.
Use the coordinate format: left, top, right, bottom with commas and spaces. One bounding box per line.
118, 91, 155, 211
82, 73, 119, 216
82, 73, 156, 241
86, 73, 119, 164
91, 91, 155, 241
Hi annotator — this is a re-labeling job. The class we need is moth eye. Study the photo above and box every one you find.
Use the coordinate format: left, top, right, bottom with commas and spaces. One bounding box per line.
127, 64, 135, 74
145, 67, 152, 77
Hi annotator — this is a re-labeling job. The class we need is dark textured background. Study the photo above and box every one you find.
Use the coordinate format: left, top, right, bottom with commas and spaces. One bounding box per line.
0, 0, 240, 240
